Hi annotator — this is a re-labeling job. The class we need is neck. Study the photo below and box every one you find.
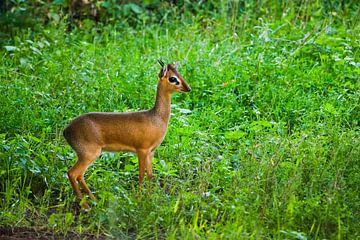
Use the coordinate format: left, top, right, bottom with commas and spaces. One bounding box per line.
152, 83, 172, 122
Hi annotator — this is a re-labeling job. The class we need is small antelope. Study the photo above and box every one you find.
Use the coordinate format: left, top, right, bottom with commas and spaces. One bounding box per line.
63, 60, 191, 209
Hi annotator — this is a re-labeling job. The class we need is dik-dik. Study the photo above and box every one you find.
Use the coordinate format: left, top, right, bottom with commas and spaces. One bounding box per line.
64, 60, 191, 209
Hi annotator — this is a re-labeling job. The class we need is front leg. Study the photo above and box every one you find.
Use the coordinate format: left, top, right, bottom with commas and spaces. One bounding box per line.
137, 150, 150, 185
145, 151, 154, 181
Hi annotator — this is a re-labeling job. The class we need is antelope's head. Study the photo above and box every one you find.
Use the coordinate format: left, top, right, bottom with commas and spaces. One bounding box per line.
158, 59, 191, 93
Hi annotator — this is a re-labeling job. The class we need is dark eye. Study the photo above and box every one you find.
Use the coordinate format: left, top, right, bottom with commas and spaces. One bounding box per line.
169, 76, 180, 85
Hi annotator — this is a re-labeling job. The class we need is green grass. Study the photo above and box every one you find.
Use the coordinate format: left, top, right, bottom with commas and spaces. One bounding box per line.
1, 4, 360, 239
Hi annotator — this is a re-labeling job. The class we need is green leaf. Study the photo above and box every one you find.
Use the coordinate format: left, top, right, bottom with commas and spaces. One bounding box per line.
4, 46, 19, 52
53, 0, 64, 5
64, 212, 74, 226
20, 58, 27, 65
48, 214, 58, 228
323, 103, 337, 114
30, 46, 42, 55
225, 130, 246, 139
101, 1, 111, 9
129, 3, 143, 14
177, 108, 192, 114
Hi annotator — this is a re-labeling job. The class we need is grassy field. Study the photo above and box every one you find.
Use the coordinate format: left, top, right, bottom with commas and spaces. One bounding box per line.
1, 1, 360, 239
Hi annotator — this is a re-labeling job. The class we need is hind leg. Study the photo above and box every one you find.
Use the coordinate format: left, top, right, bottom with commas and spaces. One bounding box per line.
68, 146, 101, 209
78, 176, 96, 200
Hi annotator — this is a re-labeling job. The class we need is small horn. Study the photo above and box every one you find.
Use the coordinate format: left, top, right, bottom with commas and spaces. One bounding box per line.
158, 59, 165, 67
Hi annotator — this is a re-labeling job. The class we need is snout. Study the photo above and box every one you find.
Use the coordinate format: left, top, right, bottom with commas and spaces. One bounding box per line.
181, 83, 191, 93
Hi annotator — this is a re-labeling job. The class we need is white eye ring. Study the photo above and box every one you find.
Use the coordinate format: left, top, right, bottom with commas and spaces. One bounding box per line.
169, 76, 180, 85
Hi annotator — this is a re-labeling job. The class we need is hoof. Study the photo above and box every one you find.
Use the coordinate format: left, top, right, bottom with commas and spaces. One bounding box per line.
81, 201, 91, 211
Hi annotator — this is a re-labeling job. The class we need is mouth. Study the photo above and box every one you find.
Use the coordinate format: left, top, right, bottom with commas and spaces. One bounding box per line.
181, 86, 191, 93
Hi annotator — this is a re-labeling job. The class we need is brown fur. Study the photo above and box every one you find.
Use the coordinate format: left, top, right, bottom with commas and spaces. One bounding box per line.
63, 63, 191, 209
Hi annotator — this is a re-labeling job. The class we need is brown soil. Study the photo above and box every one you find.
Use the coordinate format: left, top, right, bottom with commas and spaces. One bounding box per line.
0, 227, 106, 240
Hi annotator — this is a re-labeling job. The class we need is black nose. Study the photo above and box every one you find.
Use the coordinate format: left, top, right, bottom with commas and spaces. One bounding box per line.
183, 85, 191, 92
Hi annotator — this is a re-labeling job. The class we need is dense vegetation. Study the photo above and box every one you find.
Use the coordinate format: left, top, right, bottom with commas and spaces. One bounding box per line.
1, 1, 359, 239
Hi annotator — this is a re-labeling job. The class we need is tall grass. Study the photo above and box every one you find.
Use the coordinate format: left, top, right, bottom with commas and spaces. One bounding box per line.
1, 1, 359, 239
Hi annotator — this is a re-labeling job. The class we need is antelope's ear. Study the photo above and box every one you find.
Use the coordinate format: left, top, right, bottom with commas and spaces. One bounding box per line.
158, 63, 168, 78
173, 62, 179, 69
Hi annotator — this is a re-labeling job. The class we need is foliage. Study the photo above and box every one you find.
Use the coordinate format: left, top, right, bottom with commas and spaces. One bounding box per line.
1, 1, 360, 239
1, 1, 359, 36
